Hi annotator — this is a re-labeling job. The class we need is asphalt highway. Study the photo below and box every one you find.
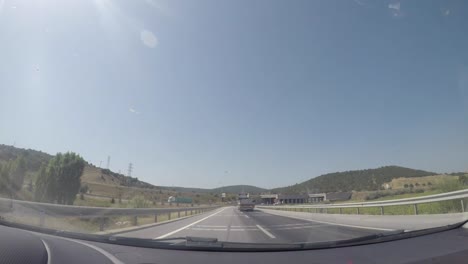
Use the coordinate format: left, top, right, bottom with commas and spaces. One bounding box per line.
118, 206, 381, 243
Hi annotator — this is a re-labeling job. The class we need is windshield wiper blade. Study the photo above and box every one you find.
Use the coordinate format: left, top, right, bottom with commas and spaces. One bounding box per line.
300, 229, 406, 249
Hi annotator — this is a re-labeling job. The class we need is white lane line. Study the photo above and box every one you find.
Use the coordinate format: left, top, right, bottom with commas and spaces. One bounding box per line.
40, 239, 52, 264
195, 225, 226, 228
48, 236, 125, 264
190, 228, 228, 231
261, 210, 395, 232
270, 223, 311, 227
245, 215, 250, 218
156, 207, 227, 239
256, 224, 276, 239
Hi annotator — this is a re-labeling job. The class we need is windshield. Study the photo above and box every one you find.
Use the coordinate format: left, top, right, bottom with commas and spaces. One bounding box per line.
1, 0, 468, 250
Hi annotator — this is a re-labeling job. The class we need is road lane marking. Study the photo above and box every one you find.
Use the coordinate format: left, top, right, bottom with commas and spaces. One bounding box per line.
270, 223, 313, 227
43, 236, 125, 264
190, 228, 228, 231
260, 210, 395, 232
156, 207, 227, 239
195, 225, 226, 228
256, 224, 276, 239
40, 239, 52, 264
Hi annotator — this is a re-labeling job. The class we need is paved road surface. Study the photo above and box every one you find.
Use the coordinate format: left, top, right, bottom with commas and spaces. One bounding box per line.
119, 207, 381, 243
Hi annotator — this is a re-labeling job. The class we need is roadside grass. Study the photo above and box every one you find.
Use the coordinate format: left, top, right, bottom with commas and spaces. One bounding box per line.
370, 190, 442, 201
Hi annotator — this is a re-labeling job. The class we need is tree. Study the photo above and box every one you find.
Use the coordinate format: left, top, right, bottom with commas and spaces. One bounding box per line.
0, 163, 10, 193
415, 183, 420, 187
28, 178, 33, 192
34, 152, 85, 205
80, 184, 89, 194
459, 175, 468, 185
10, 156, 27, 195
116, 186, 123, 203
34, 165, 50, 202
404, 184, 409, 188
0, 156, 26, 198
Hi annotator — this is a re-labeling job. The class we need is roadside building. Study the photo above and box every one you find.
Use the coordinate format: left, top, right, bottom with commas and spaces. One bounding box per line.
277, 194, 308, 204
308, 193, 326, 203
325, 192, 352, 202
260, 194, 278, 204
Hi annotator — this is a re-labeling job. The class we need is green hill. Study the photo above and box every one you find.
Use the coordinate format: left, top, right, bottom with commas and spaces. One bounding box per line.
212, 185, 267, 194
272, 166, 436, 194
1, 145, 439, 197
0, 144, 52, 171
158, 185, 267, 194
0, 145, 267, 195
0, 144, 156, 190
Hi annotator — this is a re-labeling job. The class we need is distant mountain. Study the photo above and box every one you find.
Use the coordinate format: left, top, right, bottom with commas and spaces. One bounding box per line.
212, 185, 267, 194
158, 186, 211, 193
158, 185, 267, 194
0, 145, 270, 195
272, 166, 436, 194
0, 145, 439, 196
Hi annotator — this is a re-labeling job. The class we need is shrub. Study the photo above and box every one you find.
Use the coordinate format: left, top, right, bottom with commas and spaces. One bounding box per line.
130, 195, 150, 208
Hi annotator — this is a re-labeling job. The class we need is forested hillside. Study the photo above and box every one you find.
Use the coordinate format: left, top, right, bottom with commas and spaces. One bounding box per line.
272, 166, 436, 194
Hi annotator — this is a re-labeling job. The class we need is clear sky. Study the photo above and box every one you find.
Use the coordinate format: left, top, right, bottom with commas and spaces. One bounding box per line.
1, 0, 468, 189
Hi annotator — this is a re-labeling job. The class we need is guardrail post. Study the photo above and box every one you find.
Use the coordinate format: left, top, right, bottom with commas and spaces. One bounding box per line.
413, 204, 418, 215
178, 211, 180, 218
380, 206, 384, 215
39, 211, 45, 227
356, 208, 360, 215
168, 212, 171, 220
99, 218, 106, 231
325, 208, 328, 214
339, 208, 342, 214
154, 214, 158, 222
461, 200, 465, 213
133, 216, 138, 226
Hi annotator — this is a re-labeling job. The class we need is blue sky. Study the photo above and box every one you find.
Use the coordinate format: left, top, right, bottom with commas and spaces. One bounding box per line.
1, 0, 468, 189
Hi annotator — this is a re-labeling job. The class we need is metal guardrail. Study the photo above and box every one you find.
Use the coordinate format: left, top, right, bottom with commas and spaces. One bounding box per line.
297, 189, 468, 207
0, 197, 220, 231
258, 190, 468, 216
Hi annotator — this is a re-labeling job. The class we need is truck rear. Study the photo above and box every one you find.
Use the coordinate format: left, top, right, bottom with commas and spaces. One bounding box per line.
238, 198, 255, 211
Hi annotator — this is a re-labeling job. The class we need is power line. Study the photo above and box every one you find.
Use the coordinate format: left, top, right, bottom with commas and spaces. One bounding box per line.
106, 156, 111, 169
127, 163, 133, 177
